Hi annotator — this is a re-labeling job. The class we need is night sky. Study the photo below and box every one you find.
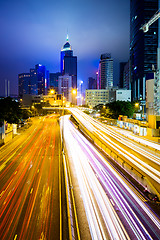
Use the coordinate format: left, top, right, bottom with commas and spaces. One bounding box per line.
0, 0, 130, 96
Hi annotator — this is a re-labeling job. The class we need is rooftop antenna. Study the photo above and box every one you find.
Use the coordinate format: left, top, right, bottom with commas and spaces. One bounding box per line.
66, 28, 69, 42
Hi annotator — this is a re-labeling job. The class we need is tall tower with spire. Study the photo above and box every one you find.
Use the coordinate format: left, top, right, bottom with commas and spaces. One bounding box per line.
60, 35, 77, 89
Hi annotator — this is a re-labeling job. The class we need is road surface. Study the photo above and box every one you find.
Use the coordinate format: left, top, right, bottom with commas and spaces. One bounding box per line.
0, 116, 68, 240
63, 115, 160, 240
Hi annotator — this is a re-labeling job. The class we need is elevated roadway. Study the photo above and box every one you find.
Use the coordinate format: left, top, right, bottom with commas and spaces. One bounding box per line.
62, 115, 160, 240
70, 108, 160, 198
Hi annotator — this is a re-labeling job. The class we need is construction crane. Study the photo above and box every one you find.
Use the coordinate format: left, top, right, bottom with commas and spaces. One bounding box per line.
140, 9, 160, 32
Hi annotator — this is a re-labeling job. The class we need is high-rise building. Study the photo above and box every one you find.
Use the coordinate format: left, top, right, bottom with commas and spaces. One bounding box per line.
130, 0, 159, 100
119, 62, 127, 88
60, 36, 77, 89
18, 64, 49, 98
98, 53, 113, 89
88, 77, 97, 89
50, 72, 61, 93
19, 73, 32, 98
35, 64, 49, 95
123, 61, 130, 90
58, 74, 72, 102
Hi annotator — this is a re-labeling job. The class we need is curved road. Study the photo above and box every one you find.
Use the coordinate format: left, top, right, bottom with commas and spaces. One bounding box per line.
63, 115, 160, 240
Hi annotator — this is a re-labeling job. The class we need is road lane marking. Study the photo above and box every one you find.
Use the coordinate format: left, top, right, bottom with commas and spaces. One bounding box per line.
14, 234, 17, 240
30, 188, 33, 194
59, 143, 62, 240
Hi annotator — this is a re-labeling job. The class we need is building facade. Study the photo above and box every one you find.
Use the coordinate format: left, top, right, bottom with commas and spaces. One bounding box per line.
18, 64, 49, 98
130, 0, 159, 100
116, 89, 131, 102
60, 36, 77, 90
146, 78, 155, 116
85, 89, 115, 108
88, 77, 97, 89
50, 72, 61, 93
58, 74, 72, 102
119, 62, 127, 88
123, 61, 130, 89
98, 53, 113, 89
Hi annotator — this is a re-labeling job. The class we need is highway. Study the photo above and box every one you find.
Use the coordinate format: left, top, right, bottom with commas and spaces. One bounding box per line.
70, 108, 160, 195
0, 116, 68, 240
63, 115, 160, 240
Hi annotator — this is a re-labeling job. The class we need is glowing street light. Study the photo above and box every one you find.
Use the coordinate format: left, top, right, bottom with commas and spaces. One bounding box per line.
135, 102, 139, 108
72, 89, 77, 95
50, 89, 55, 95
72, 89, 77, 105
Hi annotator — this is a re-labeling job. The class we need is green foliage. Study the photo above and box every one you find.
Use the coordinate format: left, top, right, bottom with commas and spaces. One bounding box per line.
21, 109, 32, 119
83, 110, 90, 115
33, 103, 43, 115
100, 101, 135, 119
93, 104, 104, 110
0, 97, 22, 125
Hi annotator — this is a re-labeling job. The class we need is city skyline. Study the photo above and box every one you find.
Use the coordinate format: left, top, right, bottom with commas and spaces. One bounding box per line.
0, 0, 130, 96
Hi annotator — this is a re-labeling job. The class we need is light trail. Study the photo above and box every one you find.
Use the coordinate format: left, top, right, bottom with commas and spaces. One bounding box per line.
62, 115, 160, 239
108, 125, 160, 151
70, 109, 160, 184
62, 115, 130, 240
0, 116, 62, 240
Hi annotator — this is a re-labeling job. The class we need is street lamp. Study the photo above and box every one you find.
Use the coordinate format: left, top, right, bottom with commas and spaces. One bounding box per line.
81, 96, 84, 106
72, 89, 76, 94
135, 102, 139, 109
31, 105, 35, 116
72, 89, 77, 105
50, 89, 55, 95
80, 81, 83, 106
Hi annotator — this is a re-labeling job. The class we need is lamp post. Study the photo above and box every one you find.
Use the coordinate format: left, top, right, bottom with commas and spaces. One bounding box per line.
50, 89, 55, 95
72, 89, 77, 105
80, 81, 83, 106
135, 102, 139, 109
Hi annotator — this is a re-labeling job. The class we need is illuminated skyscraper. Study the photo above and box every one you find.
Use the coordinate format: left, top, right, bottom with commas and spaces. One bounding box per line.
60, 36, 77, 89
50, 72, 61, 93
130, 0, 159, 100
18, 64, 49, 98
98, 53, 113, 89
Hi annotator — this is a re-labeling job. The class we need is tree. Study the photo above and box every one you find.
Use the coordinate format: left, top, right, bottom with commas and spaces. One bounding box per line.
21, 109, 32, 119
0, 97, 22, 126
102, 101, 135, 119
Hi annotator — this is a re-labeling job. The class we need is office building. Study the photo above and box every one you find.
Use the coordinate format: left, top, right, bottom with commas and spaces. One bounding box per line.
146, 78, 155, 116
98, 53, 113, 89
18, 64, 49, 98
85, 89, 116, 108
130, 0, 159, 100
119, 62, 127, 88
88, 77, 97, 89
116, 89, 131, 102
58, 74, 72, 102
123, 61, 130, 89
50, 72, 61, 93
60, 36, 77, 90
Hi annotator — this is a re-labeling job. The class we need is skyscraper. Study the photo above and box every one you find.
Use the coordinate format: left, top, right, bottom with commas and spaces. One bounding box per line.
119, 62, 127, 88
60, 36, 77, 89
88, 77, 97, 89
130, 0, 159, 100
18, 64, 49, 98
98, 53, 113, 89
58, 74, 72, 102
123, 61, 130, 90
50, 72, 61, 93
